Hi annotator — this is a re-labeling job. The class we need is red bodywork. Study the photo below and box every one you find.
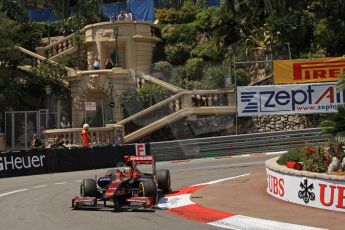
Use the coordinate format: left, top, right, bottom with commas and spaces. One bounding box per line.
71, 155, 157, 210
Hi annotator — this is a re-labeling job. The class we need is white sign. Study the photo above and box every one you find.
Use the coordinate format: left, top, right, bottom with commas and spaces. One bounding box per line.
85, 102, 96, 111
135, 143, 146, 156
237, 82, 345, 116
266, 168, 345, 212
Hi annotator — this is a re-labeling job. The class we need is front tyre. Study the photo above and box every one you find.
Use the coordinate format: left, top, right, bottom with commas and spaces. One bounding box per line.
139, 178, 157, 205
80, 179, 97, 197
157, 169, 171, 193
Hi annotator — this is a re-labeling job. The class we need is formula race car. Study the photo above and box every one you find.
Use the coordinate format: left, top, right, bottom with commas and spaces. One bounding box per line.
71, 155, 171, 211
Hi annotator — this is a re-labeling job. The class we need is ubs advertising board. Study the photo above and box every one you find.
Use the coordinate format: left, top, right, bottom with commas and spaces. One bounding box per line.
266, 168, 345, 212
274, 57, 345, 84
237, 82, 345, 117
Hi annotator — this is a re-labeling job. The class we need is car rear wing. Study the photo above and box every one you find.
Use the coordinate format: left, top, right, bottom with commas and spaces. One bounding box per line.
125, 155, 155, 165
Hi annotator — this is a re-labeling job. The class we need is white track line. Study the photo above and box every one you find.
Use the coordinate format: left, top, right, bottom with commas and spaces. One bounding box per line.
0, 189, 28, 197
33, 185, 47, 188
54, 182, 67, 185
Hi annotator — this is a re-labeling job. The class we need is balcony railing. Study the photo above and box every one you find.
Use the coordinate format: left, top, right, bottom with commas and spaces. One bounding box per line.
36, 31, 84, 59
44, 126, 120, 147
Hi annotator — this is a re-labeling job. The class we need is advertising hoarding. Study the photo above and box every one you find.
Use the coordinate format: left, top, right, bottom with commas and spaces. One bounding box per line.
237, 82, 345, 117
266, 168, 345, 213
274, 57, 345, 84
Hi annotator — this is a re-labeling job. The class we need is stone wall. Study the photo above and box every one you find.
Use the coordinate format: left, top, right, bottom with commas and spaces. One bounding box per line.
251, 114, 319, 133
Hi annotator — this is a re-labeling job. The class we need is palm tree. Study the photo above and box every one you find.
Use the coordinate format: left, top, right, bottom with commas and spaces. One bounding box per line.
320, 73, 345, 137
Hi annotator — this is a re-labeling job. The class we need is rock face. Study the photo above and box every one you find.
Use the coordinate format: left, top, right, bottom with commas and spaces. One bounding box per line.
251, 114, 318, 133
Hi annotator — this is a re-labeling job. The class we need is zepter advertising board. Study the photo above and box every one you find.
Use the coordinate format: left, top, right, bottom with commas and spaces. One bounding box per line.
237, 82, 345, 117
274, 57, 345, 84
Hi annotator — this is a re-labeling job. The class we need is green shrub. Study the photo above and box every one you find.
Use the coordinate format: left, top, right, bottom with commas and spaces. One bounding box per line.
185, 57, 204, 81
277, 149, 304, 165
170, 65, 187, 87
161, 24, 196, 44
155, 8, 180, 24
152, 61, 172, 74
191, 39, 223, 62
200, 65, 226, 89
235, 68, 251, 86
165, 43, 192, 65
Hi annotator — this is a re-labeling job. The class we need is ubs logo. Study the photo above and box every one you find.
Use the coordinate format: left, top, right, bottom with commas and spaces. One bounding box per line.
298, 179, 315, 204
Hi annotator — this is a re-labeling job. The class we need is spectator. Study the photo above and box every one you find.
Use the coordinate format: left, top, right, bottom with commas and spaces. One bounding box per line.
110, 11, 116, 22
50, 134, 66, 149
125, 10, 133, 21
105, 57, 114, 69
60, 116, 71, 128
31, 134, 44, 149
81, 123, 91, 147
93, 56, 100, 70
117, 10, 125, 21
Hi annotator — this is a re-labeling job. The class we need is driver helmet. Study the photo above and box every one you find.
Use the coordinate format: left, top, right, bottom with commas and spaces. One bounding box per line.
123, 166, 133, 177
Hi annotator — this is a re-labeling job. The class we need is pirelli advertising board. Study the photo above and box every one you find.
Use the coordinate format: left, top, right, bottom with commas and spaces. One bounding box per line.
237, 82, 345, 117
274, 57, 345, 84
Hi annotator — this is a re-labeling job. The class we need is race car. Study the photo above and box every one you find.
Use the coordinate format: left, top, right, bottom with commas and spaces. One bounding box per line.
71, 155, 171, 211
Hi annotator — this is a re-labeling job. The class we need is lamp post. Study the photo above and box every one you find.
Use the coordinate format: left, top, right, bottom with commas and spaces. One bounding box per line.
47, 21, 51, 45
113, 27, 120, 67
226, 46, 234, 88
109, 82, 115, 122
75, 30, 81, 70
45, 85, 52, 128
286, 42, 291, 60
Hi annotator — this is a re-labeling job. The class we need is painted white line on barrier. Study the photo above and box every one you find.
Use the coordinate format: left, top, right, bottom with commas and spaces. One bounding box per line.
34, 185, 47, 189
209, 215, 327, 230
0, 189, 28, 197
54, 182, 67, 185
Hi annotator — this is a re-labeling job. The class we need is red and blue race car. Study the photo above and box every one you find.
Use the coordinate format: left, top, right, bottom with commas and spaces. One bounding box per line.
72, 155, 171, 211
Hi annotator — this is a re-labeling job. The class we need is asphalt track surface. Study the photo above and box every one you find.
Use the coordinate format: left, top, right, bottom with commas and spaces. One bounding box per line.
0, 154, 275, 230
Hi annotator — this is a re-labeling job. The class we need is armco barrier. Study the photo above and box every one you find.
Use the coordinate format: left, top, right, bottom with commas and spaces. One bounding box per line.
150, 128, 331, 161
0, 143, 150, 178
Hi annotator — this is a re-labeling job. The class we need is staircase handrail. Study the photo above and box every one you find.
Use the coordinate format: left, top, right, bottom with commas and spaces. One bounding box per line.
17, 46, 75, 72
116, 89, 233, 127
116, 90, 186, 126
137, 73, 184, 93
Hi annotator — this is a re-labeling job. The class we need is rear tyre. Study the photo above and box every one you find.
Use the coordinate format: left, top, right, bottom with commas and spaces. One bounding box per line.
80, 179, 97, 197
157, 169, 171, 193
139, 178, 157, 205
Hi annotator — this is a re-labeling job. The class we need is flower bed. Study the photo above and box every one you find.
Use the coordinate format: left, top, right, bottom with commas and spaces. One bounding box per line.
277, 142, 345, 175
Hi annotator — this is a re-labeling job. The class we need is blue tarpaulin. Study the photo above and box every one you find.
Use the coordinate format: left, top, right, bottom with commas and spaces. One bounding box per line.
207, 0, 220, 7
27, 0, 154, 22
129, 0, 154, 22
27, 8, 58, 22
102, 2, 127, 19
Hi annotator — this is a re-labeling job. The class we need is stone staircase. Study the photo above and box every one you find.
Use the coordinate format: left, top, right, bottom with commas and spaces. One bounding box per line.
17, 32, 236, 144
115, 89, 235, 143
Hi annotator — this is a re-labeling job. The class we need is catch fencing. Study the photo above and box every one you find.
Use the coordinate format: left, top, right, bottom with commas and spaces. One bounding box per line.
150, 128, 331, 161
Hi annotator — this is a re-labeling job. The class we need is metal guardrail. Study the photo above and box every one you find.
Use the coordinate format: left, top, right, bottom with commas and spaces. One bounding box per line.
150, 128, 331, 161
